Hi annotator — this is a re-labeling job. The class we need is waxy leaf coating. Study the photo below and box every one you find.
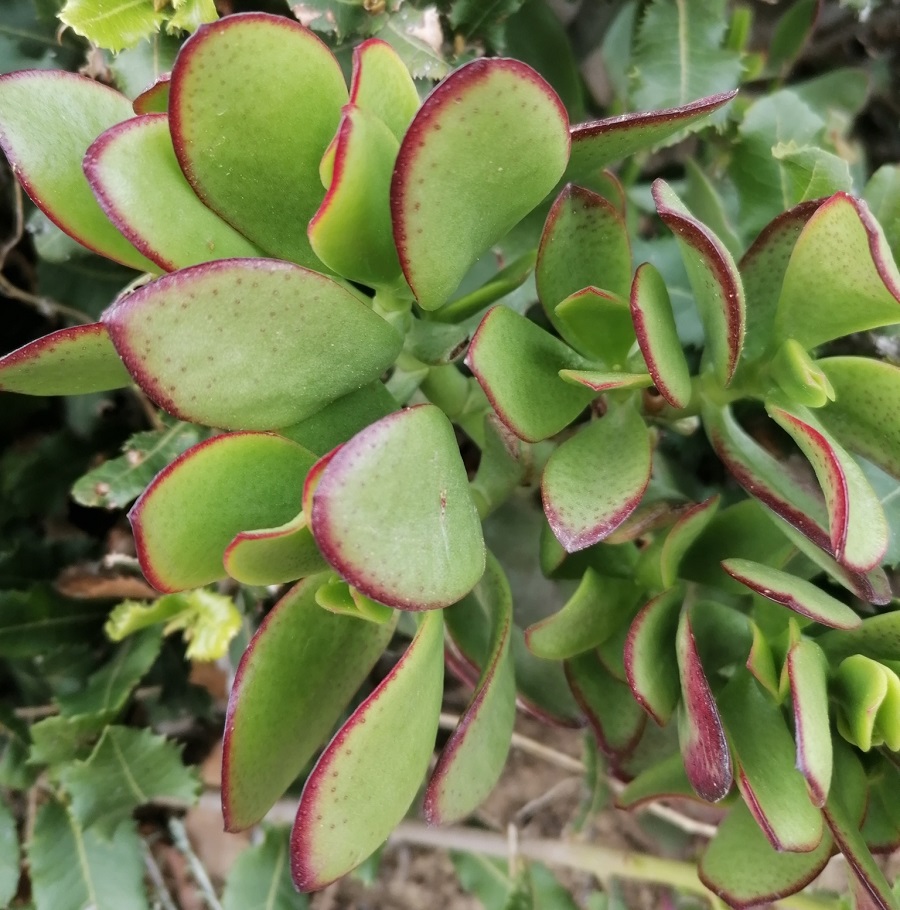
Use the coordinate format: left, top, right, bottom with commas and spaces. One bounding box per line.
169, 13, 348, 266
553, 289, 636, 367
349, 39, 419, 142
542, 404, 651, 552
310, 405, 485, 610
788, 638, 833, 807
84, 114, 263, 271
130, 432, 316, 592
0, 71, 155, 272
132, 74, 170, 115
103, 258, 403, 430
659, 497, 720, 589
0, 323, 131, 395
392, 57, 570, 310
291, 611, 444, 890
222, 575, 396, 831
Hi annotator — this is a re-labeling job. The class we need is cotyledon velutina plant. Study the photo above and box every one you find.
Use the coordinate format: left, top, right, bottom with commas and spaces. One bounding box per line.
1, 12, 900, 907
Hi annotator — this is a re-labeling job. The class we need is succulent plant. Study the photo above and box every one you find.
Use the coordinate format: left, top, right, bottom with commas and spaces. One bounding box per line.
2, 11, 899, 907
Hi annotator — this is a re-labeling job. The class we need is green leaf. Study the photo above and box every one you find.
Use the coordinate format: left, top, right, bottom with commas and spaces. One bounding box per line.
392, 57, 569, 310
616, 751, 699, 809
57, 627, 162, 718
542, 403, 651, 552
864, 165, 900, 262
61, 726, 199, 836
72, 420, 202, 509
0, 324, 132, 396
28, 802, 148, 910
767, 0, 817, 74
60, 0, 165, 51
378, 6, 449, 80
424, 552, 516, 824
29, 714, 105, 769
129, 433, 317, 592
223, 826, 306, 910
291, 611, 444, 890
223, 575, 396, 831
772, 142, 853, 202
659, 497, 719, 589
835, 656, 900, 752
104, 259, 403, 431
310, 405, 485, 610
349, 38, 419, 142
291, 0, 384, 41
553, 290, 636, 369
0, 71, 156, 271
630, 0, 742, 116
167, 0, 217, 34
787, 638, 832, 807
0, 797, 19, 907
449, 0, 525, 48
169, 13, 347, 266
84, 113, 263, 271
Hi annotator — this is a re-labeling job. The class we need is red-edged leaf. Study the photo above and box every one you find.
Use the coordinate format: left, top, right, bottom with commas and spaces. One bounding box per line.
553, 288, 636, 367
659, 496, 720, 588
0, 323, 130, 395
616, 751, 702, 809
291, 611, 444, 890
348, 38, 419, 141
557, 369, 652, 393
222, 575, 396, 830
132, 73, 170, 114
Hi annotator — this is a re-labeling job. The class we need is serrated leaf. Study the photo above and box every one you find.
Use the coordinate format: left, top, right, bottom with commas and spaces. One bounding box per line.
378, 7, 449, 80
61, 726, 198, 836
72, 420, 201, 509
630, 0, 742, 116
29, 714, 104, 770
60, 0, 165, 51
28, 802, 148, 910
223, 826, 306, 910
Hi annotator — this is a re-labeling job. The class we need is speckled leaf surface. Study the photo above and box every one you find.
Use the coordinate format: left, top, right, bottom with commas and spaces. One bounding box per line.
310, 406, 485, 610
766, 396, 888, 572
774, 193, 900, 350
308, 105, 403, 288
291, 610, 444, 890
719, 671, 824, 852
542, 404, 651, 552
553, 289, 636, 366
467, 305, 594, 442
424, 552, 515, 825
130, 432, 316, 592
0, 323, 131, 395
103, 259, 402, 430
169, 13, 348, 266
568, 91, 737, 178
819, 356, 900, 479
132, 74, 170, 114
222, 575, 396, 831
787, 638, 833, 807
0, 71, 155, 271
223, 510, 328, 586
722, 558, 861, 629
624, 587, 682, 726
349, 39, 419, 141
535, 184, 631, 354
659, 497, 719, 589
653, 179, 745, 386
699, 802, 833, 910
630, 261, 692, 407
392, 58, 570, 310
84, 114, 263, 271
676, 609, 732, 803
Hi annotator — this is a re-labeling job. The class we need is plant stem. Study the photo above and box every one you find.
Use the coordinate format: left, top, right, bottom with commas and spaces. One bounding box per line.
388, 822, 840, 910
168, 817, 224, 910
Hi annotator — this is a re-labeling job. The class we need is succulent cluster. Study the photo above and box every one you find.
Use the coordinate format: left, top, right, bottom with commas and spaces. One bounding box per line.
1, 11, 899, 907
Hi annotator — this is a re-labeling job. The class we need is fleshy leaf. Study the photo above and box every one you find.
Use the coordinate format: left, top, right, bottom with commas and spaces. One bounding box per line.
819, 357, 900, 480
676, 609, 732, 803
132, 73, 170, 114
424, 552, 516, 824
630, 261, 693, 408
659, 497, 720, 588
291, 611, 444, 890
310, 405, 485, 610
818, 612, 900, 664
835, 655, 900, 752
542, 403, 651, 552
467, 305, 594, 443
746, 622, 780, 700
616, 751, 701, 809
392, 57, 570, 310
568, 91, 736, 178
222, 575, 396, 831
553, 289, 636, 366
222, 827, 302, 910
766, 396, 889, 572
566, 649, 646, 759
129, 432, 316, 592
170, 13, 347, 266
308, 105, 403, 287
0, 71, 155, 271
558, 370, 652, 393
103, 258, 403, 430
699, 802, 833, 910
84, 114, 263, 271
722, 558, 861, 629
652, 179, 745, 386
224, 510, 328, 586
349, 38, 419, 142
774, 193, 900, 349
624, 587, 683, 726
718, 671, 824, 852
0, 323, 131, 395
535, 184, 632, 353
787, 638, 833, 807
